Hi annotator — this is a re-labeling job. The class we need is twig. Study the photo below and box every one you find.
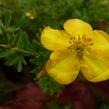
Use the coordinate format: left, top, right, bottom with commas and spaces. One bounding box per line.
0, 44, 39, 57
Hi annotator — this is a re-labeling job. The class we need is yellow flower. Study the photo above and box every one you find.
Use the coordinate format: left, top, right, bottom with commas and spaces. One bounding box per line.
25, 10, 35, 20
40, 19, 109, 85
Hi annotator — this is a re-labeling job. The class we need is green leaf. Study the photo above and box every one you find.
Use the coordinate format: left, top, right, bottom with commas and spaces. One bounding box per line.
12, 33, 20, 46
0, 27, 3, 35
5, 54, 19, 66
0, 49, 13, 58
32, 39, 42, 51
4, 11, 12, 27
37, 75, 64, 94
6, 26, 20, 32
4, 53, 27, 72
17, 55, 27, 72
15, 31, 30, 50
17, 58, 23, 72
0, 19, 4, 28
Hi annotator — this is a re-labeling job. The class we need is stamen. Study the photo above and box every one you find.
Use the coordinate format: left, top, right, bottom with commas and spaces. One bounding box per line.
69, 40, 72, 44
68, 34, 93, 59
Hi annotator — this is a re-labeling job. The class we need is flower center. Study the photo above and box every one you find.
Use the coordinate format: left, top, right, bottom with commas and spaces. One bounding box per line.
69, 35, 93, 59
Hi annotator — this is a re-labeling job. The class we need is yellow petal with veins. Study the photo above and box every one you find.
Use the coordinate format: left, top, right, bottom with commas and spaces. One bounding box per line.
46, 49, 80, 84
64, 19, 93, 37
91, 30, 109, 59
92, 30, 109, 49
41, 27, 71, 51
81, 50, 109, 82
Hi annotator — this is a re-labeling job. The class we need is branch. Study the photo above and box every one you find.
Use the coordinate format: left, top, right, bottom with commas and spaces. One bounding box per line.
0, 44, 38, 57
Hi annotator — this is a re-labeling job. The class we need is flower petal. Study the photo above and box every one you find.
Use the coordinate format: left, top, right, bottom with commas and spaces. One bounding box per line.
64, 19, 93, 37
92, 30, 109, 50
81, 50, 109, 82
90, 30, 109, 60
41, 27, 71, 51
46, 49, 80, 84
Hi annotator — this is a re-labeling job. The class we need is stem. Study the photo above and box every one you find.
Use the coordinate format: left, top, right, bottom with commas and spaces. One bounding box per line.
0, 44, 38, 57
0, 44, 11, 48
